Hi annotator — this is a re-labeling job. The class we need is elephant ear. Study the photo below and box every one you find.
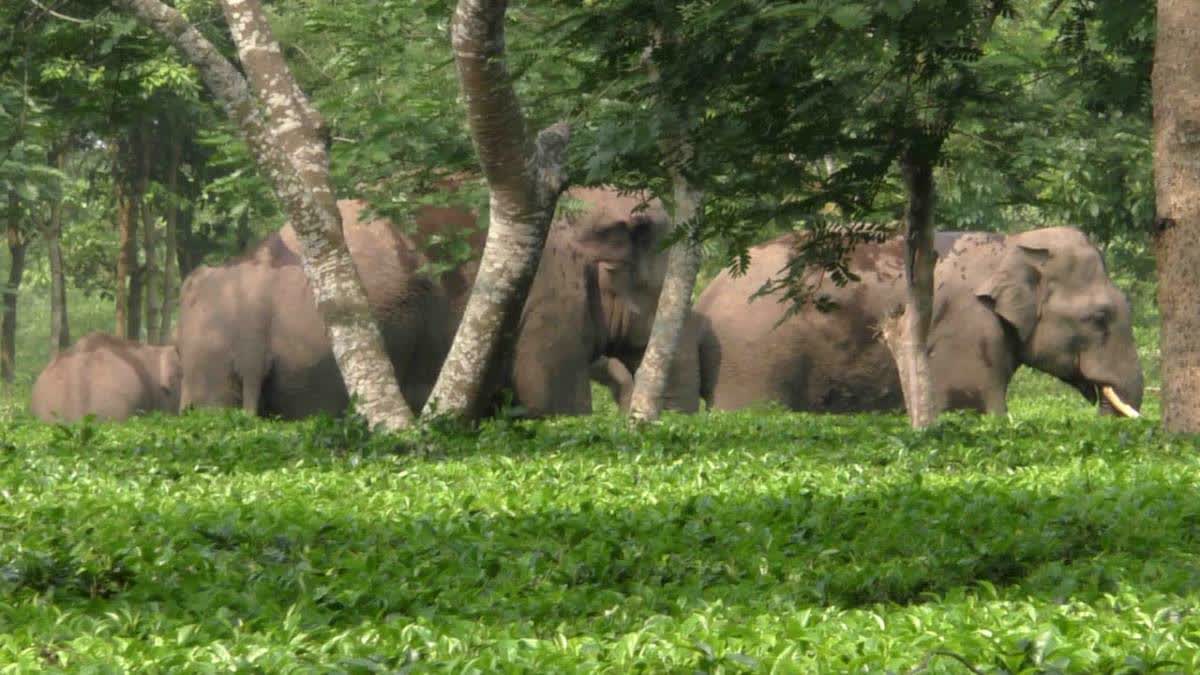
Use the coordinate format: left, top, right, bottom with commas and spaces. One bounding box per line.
975, 244, 1049, 343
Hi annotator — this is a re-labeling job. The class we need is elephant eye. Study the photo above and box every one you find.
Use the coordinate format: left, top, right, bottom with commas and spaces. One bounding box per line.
1085, 307, 1112, 329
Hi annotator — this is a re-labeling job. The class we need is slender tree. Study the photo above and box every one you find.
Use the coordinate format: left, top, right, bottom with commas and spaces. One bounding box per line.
1, 190, 26, 384
114, 0, 414, 429
421, 0, 570, 419
44, 140, 69, 354
112, 138, 136, 339
160, 130, 180, 342
1152, 0, 1200, 432
883, 148, 939, 427
141, 126, 160, 344
628, 31, 704, 422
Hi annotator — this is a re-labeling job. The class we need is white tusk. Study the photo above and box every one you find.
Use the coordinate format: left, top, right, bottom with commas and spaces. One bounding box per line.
1101, 386, 1141, 418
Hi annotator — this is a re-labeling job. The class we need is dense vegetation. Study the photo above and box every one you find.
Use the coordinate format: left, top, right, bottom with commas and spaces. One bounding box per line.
3, 0, 1195, 668
0, 392, 1192, 671
0, 268, 1173, 670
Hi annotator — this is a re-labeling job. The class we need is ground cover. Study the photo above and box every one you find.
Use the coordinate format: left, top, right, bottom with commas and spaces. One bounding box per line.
0, 388, 1194, 672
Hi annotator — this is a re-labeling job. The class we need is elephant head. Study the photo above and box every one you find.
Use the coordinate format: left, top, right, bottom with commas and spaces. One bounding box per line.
509, 186, 677, 416
560, 186, 671, 351
976, 227, 1143, 416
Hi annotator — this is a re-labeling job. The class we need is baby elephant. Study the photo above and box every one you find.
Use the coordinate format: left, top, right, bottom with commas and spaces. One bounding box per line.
31, 333, 181, 423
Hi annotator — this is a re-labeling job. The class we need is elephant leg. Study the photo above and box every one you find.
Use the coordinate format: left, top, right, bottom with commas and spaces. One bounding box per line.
239, 361, 267, 416
591, 357, 634, 411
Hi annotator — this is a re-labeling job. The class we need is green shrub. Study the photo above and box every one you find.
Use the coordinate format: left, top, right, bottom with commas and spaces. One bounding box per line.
0, 396, 1193, 672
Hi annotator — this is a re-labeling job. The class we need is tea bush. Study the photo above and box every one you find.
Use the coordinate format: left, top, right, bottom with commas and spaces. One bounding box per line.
0, 389, 1195, 672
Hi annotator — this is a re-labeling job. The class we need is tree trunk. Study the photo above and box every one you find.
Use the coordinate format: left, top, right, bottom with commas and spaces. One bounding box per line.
115, 0, 414, 430
628, 32, 705, 422
421, 0, 570, 419
127, 265, 143, 342
883, 151, 938, 429
113, 138, 138, 340
141, 127, 160, 345
161, 134, 180, 342
141, 206, 159, 344
628, 174, 704, 421
46, 143, 70, 354
176, 196, 196, 280
1153, 0, 1200, 432
1, 191, 26, 384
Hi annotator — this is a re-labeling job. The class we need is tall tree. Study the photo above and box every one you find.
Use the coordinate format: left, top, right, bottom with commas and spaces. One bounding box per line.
1152, 0, 1200, 432
160, 126, 181, 342
422, 0, 570, 419
113, 0, 414, 430
44, 140, 69, 354
112, 135, 139, 340
140, 125, 161, 344
628, 29, 704, 422
1, 190, 25, 384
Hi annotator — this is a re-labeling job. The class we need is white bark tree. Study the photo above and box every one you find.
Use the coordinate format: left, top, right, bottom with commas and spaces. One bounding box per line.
422, 0, 570, 419
627, 32, 705, 422
114, 0, 413, 430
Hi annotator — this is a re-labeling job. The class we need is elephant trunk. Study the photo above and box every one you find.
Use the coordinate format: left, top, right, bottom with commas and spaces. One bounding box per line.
1078, 343, 1144, 418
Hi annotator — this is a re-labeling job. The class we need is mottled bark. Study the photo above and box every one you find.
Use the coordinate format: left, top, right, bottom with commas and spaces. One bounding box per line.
884, 152, 938, 429
628, 31, 706, 422
161, 134, 180, 342
115, 0, 413, 430
422, 0, 569, 419
628, 174, 703, 421
2, 191, 26, 384
46, 143, 70, 354
1153, 0, 1200, 432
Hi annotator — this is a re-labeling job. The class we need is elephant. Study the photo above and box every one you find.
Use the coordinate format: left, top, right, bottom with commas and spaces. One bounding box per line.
695, 227, 1144, 417
30, 332, 181, 422
175, 199, 456, 418
175, 186, 699, 421
508, 186, 700, 416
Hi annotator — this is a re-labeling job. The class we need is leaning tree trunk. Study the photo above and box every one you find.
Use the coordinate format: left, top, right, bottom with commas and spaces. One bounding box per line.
882, 150, 938, 429
421, 0, 570, 419
46, 143, 70, 354
1153, 0, 1200, 432
1, 191, 26, 384
628, 173, 704, 421
160, 134, 180, 342
115, 0, 414, 430
628, 32, 705, 422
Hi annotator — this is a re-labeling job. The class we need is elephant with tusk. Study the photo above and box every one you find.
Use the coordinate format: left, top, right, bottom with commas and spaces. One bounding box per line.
695, 227, 1144, 418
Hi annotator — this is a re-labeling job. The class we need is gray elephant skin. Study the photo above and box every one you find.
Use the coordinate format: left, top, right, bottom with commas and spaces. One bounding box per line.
510, 186, 699, 416
176, 187, 697, 420
176, 199, 456, 418
31, 332, 181, 422
696, 227, 1144, 416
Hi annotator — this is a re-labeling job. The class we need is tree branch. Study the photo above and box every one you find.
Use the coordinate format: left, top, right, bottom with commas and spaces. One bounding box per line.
422, 0, 569, 419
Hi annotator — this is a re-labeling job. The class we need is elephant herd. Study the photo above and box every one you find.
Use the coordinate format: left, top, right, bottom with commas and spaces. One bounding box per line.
30, 186, 1145, 424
